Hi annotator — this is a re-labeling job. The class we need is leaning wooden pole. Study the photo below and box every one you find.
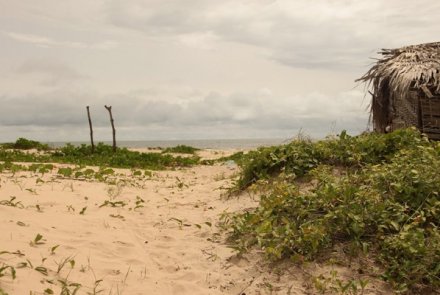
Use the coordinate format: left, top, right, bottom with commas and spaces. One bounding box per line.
104, 105, 116, 152
86, 106, 95, 153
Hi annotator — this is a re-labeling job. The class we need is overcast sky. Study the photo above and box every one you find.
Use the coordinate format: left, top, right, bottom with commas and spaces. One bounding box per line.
1, 0, 439, 142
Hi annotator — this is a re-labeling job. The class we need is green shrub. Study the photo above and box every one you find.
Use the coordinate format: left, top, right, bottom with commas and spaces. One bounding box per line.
225, 129, 440, 292
162, 145, 200, 154
1, 138, 50, 151
235, 128, 425, 190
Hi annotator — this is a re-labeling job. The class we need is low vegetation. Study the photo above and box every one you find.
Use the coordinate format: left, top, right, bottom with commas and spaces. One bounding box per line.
0, 141, 199, 170
224, 128, 440, 293
162, 144, 200, 154
1, 138, 50, 151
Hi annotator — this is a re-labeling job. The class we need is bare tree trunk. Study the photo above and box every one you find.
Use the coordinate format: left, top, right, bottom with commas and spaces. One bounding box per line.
104, 105, 116, 152
86, 106, 95, 153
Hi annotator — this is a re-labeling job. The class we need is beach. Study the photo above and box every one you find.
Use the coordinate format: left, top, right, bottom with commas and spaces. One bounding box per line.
0, 148, 390, 295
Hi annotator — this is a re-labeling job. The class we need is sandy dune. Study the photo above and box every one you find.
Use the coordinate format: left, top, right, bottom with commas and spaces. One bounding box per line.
0, 151, 390, 295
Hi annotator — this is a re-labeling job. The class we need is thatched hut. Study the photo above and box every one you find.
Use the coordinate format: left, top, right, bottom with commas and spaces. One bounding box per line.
357, 42, 440, 139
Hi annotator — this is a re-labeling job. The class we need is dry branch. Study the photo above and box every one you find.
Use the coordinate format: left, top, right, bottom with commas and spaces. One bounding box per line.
104, 105, 116, 152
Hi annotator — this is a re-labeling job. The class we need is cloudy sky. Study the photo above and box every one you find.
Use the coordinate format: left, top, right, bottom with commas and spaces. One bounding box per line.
1, 0, 439, 142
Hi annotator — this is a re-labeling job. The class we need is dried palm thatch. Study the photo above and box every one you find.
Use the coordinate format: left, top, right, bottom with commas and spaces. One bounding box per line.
357, 42, 440, 132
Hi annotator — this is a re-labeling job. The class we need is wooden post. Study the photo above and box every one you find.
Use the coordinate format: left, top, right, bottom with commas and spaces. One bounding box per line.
86, 106, 95, 153
104, 105, 116, 152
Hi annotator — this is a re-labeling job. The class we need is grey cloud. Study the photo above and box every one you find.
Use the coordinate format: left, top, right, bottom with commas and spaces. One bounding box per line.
0, 87, 368, 141
0, 92, 92, 127
104, 0, 440, 69
5, 31, 117, 50
16, 59, 86, 86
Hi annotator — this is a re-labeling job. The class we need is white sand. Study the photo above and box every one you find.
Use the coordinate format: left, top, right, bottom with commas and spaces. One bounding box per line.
0, 150, 391, 295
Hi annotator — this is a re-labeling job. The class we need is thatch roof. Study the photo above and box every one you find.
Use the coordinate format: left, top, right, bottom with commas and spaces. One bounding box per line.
357, 42, 440, 131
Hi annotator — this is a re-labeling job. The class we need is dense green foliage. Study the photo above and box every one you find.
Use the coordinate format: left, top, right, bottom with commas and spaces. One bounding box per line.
236, 129, 424, 190
225, 129, 440, 292
0, 142, 199, 169
162, 144, 200, 154
1, 138, 50, 151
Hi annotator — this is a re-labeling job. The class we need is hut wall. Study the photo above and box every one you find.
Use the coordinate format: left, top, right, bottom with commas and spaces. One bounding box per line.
391, 90, 420, 130
420, 94, 440, 140
390, 87, 440, 140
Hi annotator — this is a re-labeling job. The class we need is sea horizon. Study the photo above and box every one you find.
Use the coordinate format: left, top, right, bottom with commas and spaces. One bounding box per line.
44, 137, 290, 149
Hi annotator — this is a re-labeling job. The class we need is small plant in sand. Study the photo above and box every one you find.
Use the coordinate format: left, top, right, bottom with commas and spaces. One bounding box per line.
0, 196, 24, 208
109, 214, 125, 220
34, 265, 49, 276
168, 217, 191, 229
201, 249, 219, 262
58, 278, 81, 295
25, 188, 37, 195
30, 233, 46, 247
57, 167, 73, 178
175, 177, 188, 189
50, 245, 60, 255
0, 264, 16, 280
106, 182, 124, 200
55, 256, 76, 275
311, 270, 369, 295
213, 172, 227, 181
28, 163, 54, 175
133, 196, 145, 210
99, 200, 127, 208
131, 169, 143, 177
88, 279, 104, 295
79, 207, 87, 215
10, 179, 24, 190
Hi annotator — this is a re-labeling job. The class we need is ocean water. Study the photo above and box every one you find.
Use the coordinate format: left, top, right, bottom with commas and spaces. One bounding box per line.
46, 138, 288, 149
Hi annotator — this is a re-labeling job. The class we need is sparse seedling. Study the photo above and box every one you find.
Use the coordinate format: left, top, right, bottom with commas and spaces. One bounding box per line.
201, 249, 219, 261
25, 188, 37, 195
109, 214, 125, 220
99, 200, 126, 208
175, 177, 188, 189
30, 233, 46, 246
168, 217, 191, 229
16, 261, 30, 269
50, 245, 60, 255
35, 266, 48, 276
55, 256, 76, 276
132, 170, 142, 177
57, 167, 73, 178
0, 264, 16, 280
106, 182, 124, 200
88, 279, 104, 295
134, 196, 145, 210
0, 196, 24, 208
58, 278, 81, 295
